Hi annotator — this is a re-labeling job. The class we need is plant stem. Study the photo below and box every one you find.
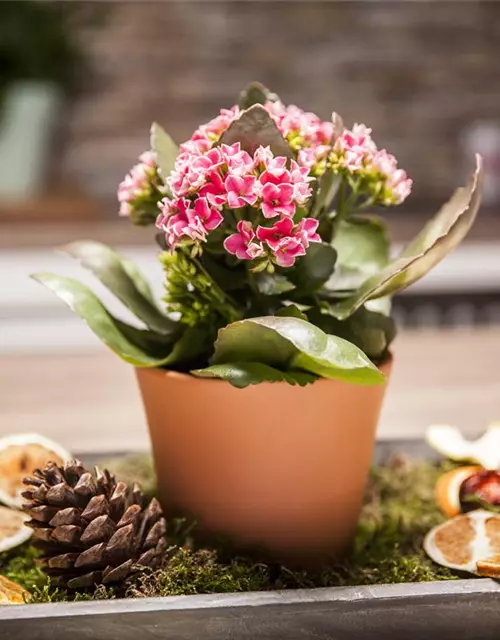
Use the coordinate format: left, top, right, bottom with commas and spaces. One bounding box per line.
188, 251, 242, 321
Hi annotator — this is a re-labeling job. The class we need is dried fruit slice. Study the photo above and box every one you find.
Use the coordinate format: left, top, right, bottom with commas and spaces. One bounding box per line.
476, 554, 500, 578
435, 466, 483, 516
0, 506, 31, 553
0, 434, 71, 508
0, 575, 29, 605
424, 509, 500, 574
426, 422, 500, 469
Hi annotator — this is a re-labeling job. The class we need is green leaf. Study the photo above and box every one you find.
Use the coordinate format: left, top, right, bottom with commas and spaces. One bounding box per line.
150, 122, 178, 182
330, 155, 483, 319
199, 253, 246, 292
192, 362, 316, 389
61, 241, 178, 336
329, 217, 390, 290
254, 272, 295, 296
291, 242, 337, 291
331, 112, 344, 143
312, 170, 340, 217
238, 81, 280, 109
212, 316, 384, 385
161, 325, 213, 367
32, 274, 178, 367
275, 304, 308, 321
218, 105, 293, 158
308, 307, 396, 361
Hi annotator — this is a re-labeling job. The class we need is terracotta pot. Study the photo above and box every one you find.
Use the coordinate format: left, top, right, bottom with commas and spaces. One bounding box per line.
135, 357, 392, 565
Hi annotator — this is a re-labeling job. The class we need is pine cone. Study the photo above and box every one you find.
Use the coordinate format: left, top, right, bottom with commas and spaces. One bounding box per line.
22, 460, 167, 589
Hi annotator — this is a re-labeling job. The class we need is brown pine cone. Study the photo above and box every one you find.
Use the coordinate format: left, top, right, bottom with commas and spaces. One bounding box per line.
22, 460, 167, 589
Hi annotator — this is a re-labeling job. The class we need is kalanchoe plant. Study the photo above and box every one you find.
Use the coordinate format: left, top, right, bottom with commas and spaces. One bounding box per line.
34, 82, 483, 388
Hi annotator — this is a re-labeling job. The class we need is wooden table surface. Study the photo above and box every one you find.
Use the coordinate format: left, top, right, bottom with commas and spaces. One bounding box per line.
1, 327, 499, 454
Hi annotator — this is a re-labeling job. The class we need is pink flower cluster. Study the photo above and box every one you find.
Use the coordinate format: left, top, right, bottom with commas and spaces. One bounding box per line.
263, 101, 334, 172
156, 142, 319, 267
185, 101, 334, 175
225, 216, 320, 268
330, 124, 412, 205
118, 151, 159, 217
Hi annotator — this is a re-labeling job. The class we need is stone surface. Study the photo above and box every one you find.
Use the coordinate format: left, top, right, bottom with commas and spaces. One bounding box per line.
57, 2, 500, 205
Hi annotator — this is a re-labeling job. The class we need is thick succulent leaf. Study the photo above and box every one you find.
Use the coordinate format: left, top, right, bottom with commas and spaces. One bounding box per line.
275, 304, 308, 321
291, 242, 337, 291
199, 253, 247, 292
238, 81, 280, 109
212, 316, 384, 384
218, 105, 293, 158
312, 169, 341, 217
330, 155, 483, 319
150, 122, 178, 182
329, 217, 390, 290
192, 362, 316, 389
308, 307, 396, 362
61, 241, 178, 336
32, 274, 178, 367
331, 112, 344, 142
160, 325, 213, 367
254, 272, 295, 296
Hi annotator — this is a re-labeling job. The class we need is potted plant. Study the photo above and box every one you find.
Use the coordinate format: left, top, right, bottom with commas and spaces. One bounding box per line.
0, 1, 84, 199
33, 82, 483, 564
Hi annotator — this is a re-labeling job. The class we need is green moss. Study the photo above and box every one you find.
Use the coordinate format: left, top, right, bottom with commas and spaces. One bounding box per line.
0, 455, 458, 603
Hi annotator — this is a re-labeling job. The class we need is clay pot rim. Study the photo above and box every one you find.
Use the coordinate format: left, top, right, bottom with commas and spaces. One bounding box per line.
137, 352, 393, 384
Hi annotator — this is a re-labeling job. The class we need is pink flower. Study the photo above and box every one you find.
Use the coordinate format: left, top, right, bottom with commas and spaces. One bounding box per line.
225, 175, 258, 208
254, 145, 274, 168
191, 147, 224, 173
260, 155, 288, 180
118, 151, 159, 217
138, 150, 156, 167
260, 182, 295, 218
157, 198, 206, 247
157, 196, 222, 249
198, 171, 227, 207
193, 106, 240, 143
273, 237, 306, 267
192, 196, 224, 231
372, 149, 413, 205
388, 169, 413, 205
264, 101, 334, 150
256, 217, 295, 250
221, 142, 242, 158
289, 160, 314, 204
226, 151, 255, 176
332, 123, 378, 173
222, 143, 255, 176
297, 218, 321, 248
257, 218, 306, 267
224, 221, 264, 260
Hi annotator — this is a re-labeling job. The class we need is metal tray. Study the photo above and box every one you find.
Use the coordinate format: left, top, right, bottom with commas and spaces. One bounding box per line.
1, 439, 499, 640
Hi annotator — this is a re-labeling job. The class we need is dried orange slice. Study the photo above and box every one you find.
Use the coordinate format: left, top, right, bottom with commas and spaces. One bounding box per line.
0, 506, 31, 553
424, 509, 500, 574
435, 465, 483, 517
0, 434, 71, 508
0, 576, 29, 605
476, 554, 500, 578
426, 422, 500, 469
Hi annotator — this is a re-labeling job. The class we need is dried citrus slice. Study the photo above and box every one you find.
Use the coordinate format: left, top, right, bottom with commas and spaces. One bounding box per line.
0, 434, 71, 508
0, 575, 29, 605
0, 506, 31, 553
424, 509, 500, 574
476, 554, 500, 578
426, 422, 500, 469
435, 465, 483, 517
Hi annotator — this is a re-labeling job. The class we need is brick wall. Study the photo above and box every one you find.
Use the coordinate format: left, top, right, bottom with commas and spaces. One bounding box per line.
60, 1, 500, 207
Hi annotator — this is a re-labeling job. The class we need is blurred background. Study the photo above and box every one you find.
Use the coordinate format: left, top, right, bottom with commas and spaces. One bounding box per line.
0, 1, 499, 453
